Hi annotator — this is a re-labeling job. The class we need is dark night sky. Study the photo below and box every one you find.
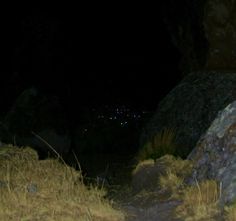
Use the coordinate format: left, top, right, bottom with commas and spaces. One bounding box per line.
2, 6, 182, 111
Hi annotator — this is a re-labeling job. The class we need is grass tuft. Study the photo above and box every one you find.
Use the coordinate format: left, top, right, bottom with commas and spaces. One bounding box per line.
137, 128, 177, 161
224, 203, 236, 221
157, 155, 193, 198
159, 169, 184, 198
175, 179, 221, 221
132, 154, 193, 201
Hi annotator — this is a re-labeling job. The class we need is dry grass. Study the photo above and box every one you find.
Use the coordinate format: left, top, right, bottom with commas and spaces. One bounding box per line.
156, 154, 193, 178
0, 145, 125, 221
137, 128, 177, 161
159, 169, 184, 198
132, 155, 192, 191
224, 203, 236, 221
157, 155, 193, 198
136, 142, 153, 162
132, 159, 155, 176
175, 179, 221, 221
132, 154, 193, 201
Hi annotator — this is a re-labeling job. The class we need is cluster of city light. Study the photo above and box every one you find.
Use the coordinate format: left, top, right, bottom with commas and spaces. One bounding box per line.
98, 106, 142, 119
82, 105, 150, 133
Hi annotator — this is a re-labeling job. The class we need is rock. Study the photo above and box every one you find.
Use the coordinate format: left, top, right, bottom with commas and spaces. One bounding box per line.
160, 0, 236, 73
131, 159, 157, 193
3, 87, 71, 157
204, 0, 236, 69
27, 183, 38, 193
140, 71, 236, 157
188, 100, 236, 205
131, 155, 192, 193
160, 0, 208, 74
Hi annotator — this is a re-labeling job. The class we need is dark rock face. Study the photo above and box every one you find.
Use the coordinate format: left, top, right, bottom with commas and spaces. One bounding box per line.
160, 0, 208, 74
188, 100, 236, 205
160, 0, 236, 73
140, 71, 236, 157
3, 87, 71, 157
204, 0, 236, 69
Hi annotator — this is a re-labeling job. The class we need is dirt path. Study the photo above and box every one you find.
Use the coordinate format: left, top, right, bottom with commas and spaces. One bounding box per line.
109, 184, 182, 221
122, 200, 181, 221
105, 157, 182, 221
79, 153, 183, 220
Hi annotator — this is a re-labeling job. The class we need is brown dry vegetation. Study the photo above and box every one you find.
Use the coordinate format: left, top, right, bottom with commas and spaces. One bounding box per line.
175, 179, 221, 220
132, 155, 193, 194
136, 128, 177, 162
132, 153, 226, 220
0, 145, 125, 221
224, 203, 236, 221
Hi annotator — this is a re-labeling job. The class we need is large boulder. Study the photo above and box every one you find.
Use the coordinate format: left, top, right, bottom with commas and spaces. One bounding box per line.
188, 100, 236, 205
3, 87, 71, 157
140, 71, 236, 157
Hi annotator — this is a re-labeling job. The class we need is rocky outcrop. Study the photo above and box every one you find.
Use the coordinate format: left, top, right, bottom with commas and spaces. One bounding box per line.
188, 100, 236, 206
3, 87, 71, 157
204, 0, 236, 69
140, 71, 236, 157
160, 0, 208, 74
160, 0, 236, 73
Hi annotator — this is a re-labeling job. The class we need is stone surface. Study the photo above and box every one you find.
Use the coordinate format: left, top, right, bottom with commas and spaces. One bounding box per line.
123, 200, 181, 221
140, 71, 236, 157
131, 159, 158, 193
188, 100, 236, 205
204, 0, 236, 69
